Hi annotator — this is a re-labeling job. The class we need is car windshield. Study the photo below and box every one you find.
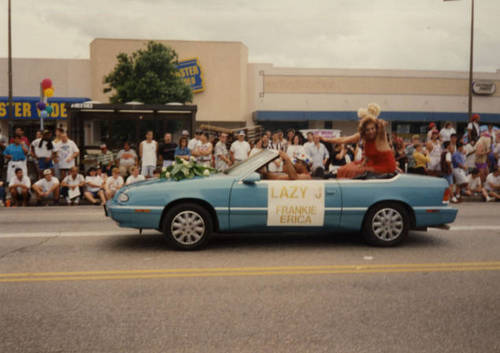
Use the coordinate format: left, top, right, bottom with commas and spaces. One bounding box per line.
224, 149, 278, 176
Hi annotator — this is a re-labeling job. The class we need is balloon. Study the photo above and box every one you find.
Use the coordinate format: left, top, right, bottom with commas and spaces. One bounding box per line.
45, 105, 53, 114
41, 78, 52, 90
36, 102, 46, 111
44, 88, 54, 97
40, 110, 49, 119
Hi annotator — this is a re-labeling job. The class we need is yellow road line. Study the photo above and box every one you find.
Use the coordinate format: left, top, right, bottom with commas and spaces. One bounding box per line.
0, 262, 499, 283
1, 261, 500, 279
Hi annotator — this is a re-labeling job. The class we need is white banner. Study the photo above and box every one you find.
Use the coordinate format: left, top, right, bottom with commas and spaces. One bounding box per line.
267, 181, 325, 226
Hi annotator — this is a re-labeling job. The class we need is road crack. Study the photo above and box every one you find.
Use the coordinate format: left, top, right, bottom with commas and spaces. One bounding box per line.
0, 236, 58, 262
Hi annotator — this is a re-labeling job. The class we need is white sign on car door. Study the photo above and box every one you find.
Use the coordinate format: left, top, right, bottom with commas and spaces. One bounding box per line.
267, 181, 325, 226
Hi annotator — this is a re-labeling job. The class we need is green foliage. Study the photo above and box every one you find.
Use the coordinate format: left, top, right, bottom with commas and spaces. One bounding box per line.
160, 156, 216, 181
103, 41, 193, 104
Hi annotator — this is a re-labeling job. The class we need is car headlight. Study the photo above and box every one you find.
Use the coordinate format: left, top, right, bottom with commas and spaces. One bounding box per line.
118, 192, 129, 202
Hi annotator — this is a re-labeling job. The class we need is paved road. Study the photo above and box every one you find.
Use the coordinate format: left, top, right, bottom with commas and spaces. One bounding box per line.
1, 204, 499, 353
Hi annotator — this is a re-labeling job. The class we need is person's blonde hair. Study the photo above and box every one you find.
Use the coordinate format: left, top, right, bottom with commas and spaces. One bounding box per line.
357, 103, 382, 139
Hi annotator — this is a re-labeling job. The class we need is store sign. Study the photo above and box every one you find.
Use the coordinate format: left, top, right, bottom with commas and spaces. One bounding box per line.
177, 58, 204, 93
267, 181, 325, 226
472, 81, 496, 96
0, 97, 90, 120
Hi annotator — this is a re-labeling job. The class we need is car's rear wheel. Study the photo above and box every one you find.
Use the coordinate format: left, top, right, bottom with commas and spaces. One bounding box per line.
363, 203, 409, 246
162, 203, 212, 250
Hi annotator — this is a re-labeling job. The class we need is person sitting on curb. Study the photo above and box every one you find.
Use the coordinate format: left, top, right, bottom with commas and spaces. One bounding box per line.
104, 167, 124, 200
61, 166, 85, 205
485, 167, 500, 201
32, 169, 60, 206
8, 168, 30, 206
83, 167, 106, 206
464, 168, 494, 202
126, 166, 145, 185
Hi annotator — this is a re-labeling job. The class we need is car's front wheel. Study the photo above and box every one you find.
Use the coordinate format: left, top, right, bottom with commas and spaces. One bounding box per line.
363, 203, 409, 246
162, 203, 212, 250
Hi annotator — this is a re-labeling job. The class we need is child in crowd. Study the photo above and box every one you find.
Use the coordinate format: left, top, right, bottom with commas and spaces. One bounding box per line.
104, 167, 124, 200
441, 142, 457, 203
84, 167, 106, 206
485, 168, 500, 201
465, 168, 493, 202
452, 143, 468, 200
126, 166, 145, 185
412, 142, 429, 175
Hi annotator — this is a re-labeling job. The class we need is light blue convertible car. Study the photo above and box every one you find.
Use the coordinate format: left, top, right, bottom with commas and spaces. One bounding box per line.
106, 150, 457, 250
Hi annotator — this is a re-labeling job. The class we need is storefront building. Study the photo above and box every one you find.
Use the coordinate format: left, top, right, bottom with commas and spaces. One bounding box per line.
1, 38, 499, 142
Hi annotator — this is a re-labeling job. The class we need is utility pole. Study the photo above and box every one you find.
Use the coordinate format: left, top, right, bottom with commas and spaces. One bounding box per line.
467, 0, 474, 120
8, 0, 13, 121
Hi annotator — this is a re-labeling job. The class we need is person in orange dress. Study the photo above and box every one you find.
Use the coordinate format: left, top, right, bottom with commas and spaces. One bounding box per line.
321, 103, 396, 179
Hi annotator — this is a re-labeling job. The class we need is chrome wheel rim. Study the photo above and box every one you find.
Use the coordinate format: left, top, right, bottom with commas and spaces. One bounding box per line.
371, 208, 404, 242
171, 210, 205, 245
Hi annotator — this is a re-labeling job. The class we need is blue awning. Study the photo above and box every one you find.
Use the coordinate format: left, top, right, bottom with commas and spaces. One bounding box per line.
255, 110, 500, 123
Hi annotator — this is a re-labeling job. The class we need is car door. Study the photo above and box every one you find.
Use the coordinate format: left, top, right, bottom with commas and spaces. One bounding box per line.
229, 178, 268, 231
229, 178, 341, 231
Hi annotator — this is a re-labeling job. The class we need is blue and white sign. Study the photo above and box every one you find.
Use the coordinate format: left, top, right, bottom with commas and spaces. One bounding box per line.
0, 96, 90, 120
177, 58, 204, 93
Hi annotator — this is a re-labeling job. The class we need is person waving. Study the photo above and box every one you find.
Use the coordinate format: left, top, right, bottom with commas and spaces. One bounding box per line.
322, 103, 396, 179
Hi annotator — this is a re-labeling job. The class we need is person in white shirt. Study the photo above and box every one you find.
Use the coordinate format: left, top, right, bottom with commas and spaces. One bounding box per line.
286, 134, 306, 159
104, 167, 124, 200
267, 131, 285, 172
303, 132, 314, 150
249, 137, 264, 157
32, 169, 60, 205
487, 124, 497, 145
61, 166, 85, 205
53, 132, 79, 180
8, 168, 30, 206
126, 166, 146, 185
463, 140, 476, 171
116, 141, 138, 177
485, 168, 500, 200
139, 131, 158, 178
465, 168, 492, 202
426, 130, 442, 176
304, 134, 329, 176
439, 122, 456, 143
230, 131, 251, 163
192, 132, 213, 167
84, 167, 106, 205
214, 133, 231, 171
188, 130, 202, 151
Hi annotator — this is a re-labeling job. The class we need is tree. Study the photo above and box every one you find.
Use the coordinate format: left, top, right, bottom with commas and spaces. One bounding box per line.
103, 41, 193, 104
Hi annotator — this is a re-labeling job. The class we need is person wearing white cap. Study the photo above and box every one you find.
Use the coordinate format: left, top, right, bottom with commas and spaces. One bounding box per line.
32, 169, 60, 205
230, 131, 250, 163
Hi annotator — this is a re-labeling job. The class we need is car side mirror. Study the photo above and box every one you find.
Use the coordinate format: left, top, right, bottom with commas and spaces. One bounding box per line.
242, 172, 261, 184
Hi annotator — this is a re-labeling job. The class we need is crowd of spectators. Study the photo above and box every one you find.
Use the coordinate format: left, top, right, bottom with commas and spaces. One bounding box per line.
0, 116, 499, 207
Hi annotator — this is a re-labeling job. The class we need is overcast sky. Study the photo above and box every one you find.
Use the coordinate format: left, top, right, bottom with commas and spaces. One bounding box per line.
1, 0, 499, 72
